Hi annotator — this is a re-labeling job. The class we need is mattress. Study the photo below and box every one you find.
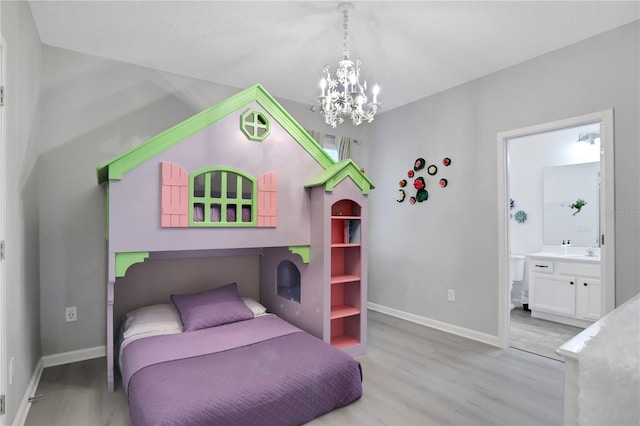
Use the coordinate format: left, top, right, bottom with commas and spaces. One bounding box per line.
121, 314, 363, 426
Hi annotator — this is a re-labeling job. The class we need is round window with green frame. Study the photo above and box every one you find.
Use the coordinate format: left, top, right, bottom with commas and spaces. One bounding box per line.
188, 166, 257, 227
240, 109, 271, 142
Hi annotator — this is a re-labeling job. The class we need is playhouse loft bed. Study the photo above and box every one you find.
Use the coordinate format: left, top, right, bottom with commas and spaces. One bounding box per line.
96, 84, 374, 392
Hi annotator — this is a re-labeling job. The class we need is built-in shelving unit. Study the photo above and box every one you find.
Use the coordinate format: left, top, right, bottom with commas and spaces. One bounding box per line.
330, 200, 362, 350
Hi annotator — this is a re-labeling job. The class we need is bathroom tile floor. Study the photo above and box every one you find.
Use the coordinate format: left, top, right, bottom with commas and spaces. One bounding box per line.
509, 307, 584, 361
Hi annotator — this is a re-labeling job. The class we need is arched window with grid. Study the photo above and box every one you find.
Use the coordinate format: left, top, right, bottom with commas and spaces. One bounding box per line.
189, 167, 257, 227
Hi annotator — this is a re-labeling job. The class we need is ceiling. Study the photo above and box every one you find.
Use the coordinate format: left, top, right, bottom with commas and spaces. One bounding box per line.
28, 1, 639, 112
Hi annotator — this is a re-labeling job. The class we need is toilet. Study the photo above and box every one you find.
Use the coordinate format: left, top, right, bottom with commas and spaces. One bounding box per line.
509, 255, 526, 310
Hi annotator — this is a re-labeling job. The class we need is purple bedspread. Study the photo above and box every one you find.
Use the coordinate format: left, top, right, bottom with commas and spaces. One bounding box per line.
123, 315, 363, 426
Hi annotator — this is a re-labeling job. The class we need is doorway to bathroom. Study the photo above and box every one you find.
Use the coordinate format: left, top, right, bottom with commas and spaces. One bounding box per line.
496, 110, 616, 358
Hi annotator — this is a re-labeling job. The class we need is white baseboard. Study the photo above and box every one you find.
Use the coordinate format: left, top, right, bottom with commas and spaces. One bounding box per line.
12, 346, 106, 426
368, 302, 500, 347
12, 359, 43, 426
41, 345, 106, 368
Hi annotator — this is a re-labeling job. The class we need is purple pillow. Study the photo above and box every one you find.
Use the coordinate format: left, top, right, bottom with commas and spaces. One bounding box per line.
170, 282, 254, 331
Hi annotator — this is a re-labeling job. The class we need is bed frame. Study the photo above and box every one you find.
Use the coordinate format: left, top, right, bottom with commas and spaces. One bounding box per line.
97, 85, 374, 391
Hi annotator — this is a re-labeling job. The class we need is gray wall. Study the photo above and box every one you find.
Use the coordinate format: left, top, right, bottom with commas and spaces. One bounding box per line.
1, 1, 42, 421
367, 21, 639, 336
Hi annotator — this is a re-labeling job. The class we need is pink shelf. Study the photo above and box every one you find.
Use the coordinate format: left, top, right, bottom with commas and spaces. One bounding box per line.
330, 274, 360, 284
331, 335, 360, 349
330, 305, 360, 320
330, 199, 364, 355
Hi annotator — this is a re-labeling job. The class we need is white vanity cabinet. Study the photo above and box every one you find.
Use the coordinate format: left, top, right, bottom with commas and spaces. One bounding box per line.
530, 272, 576, 316
576, 277, 601, 321
528, 253, 601, 327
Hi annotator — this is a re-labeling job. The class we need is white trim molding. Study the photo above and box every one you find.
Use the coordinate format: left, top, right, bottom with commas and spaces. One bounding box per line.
13, 346, 106, 425
0, 36, 7, 426
41, 345, 106, 368
12, 360, 43, 426
368, 303, 500, 347
496, 109, 615, 348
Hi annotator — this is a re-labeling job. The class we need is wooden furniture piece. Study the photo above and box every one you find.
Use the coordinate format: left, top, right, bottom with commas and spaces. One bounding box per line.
330, 200, 363, 350
527, 252, 601, 328
97, 85, 374, 390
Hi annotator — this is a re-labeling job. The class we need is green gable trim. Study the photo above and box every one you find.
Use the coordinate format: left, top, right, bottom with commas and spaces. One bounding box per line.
115, 251, 150, 278
107, 161, 124, 181
289, 245, 310, 264
254, 88, 334, 170
97, 84, 334, 185
305, 160, 375, 195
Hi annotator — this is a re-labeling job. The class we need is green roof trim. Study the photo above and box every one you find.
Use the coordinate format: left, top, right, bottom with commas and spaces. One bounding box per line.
97, 84, 335, 184
288, 245, 310, 264
115, 251, 150, 278
305, 160, 375, 195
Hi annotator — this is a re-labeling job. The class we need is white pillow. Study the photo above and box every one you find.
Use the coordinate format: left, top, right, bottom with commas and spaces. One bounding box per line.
123, 303, 183, 340
241, 297, 267, 316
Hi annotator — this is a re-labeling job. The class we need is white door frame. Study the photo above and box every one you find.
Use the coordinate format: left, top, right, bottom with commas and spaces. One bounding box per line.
0, 34, 6, 426
496, 110, 615, 348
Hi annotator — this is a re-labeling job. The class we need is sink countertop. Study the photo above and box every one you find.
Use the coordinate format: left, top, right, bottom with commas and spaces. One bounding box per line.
528, 251, 601, 263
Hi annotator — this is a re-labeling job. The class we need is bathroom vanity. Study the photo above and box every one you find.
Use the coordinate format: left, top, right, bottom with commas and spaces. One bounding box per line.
527, 252, 601, 328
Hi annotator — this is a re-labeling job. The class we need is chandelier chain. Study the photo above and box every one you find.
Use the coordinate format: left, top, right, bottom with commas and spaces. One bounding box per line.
342, 9, 350, 60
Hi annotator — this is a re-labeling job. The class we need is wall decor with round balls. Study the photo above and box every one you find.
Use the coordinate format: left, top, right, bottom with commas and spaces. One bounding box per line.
395, 156, 453, 205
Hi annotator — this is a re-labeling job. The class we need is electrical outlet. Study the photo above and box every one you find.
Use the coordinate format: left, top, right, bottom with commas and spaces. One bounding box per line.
65, 306, 77, 322
447, 289, 456, 302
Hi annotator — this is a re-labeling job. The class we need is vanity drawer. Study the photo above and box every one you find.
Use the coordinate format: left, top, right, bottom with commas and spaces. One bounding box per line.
555, 261, 600, 278
530, 259, 554, 273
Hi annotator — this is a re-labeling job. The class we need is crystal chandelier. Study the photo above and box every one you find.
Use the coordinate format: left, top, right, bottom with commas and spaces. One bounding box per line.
316, 2, 380, 128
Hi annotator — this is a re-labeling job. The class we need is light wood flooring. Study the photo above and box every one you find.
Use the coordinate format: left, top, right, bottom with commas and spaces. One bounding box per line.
509, 307, 584, 361
26, 310, 565, 426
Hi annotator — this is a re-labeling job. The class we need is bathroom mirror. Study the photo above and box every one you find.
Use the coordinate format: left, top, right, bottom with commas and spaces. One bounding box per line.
543, 162, 599, 247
